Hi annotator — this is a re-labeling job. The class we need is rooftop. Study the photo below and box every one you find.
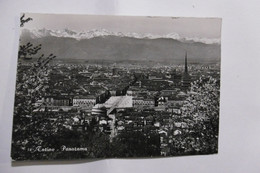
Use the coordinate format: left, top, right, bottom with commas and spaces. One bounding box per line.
104, 96, 133, 108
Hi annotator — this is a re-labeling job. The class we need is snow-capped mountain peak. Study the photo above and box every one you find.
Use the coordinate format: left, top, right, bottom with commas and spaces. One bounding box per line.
21, 28, 220, 44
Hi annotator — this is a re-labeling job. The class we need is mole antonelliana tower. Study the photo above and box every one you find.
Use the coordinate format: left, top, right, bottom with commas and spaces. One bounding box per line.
182, 51, 191, 90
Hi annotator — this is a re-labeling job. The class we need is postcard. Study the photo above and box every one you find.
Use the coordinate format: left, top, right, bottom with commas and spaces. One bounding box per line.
11, 13, 221, 160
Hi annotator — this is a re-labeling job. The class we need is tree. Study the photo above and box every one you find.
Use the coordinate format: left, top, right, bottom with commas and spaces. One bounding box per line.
20, 14, 32, 27
18, 42, 41, 59
171, 76, 220, 155
12, 14, 57, 160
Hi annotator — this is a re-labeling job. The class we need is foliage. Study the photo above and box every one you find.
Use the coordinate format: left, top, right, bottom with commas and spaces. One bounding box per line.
20, 14, 32, 27
170, 77, 220, 155
12, 15, 57, 160
18, 42, 41, 59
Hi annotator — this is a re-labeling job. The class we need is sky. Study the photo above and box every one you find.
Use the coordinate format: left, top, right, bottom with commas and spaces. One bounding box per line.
22, 13, 222, 40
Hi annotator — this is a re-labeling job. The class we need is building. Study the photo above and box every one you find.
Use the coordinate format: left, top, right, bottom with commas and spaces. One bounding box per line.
160, 89, 177, 96
44, 96, 72, 106
133, 97, 154, 109
182, 52, 191, 90
73, 95, 96, 108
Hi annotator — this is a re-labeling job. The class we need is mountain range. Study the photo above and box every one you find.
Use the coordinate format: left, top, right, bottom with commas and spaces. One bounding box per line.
20, 28, 221, 64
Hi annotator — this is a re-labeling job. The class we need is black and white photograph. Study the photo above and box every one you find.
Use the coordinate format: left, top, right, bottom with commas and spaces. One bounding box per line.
11, 13, 221, 160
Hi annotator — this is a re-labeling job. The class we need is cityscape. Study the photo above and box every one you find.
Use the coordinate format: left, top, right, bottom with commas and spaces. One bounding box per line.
11, 14, 221, 160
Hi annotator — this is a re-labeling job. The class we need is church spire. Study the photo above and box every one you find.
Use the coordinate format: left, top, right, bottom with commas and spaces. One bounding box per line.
185, 51, 188, 73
